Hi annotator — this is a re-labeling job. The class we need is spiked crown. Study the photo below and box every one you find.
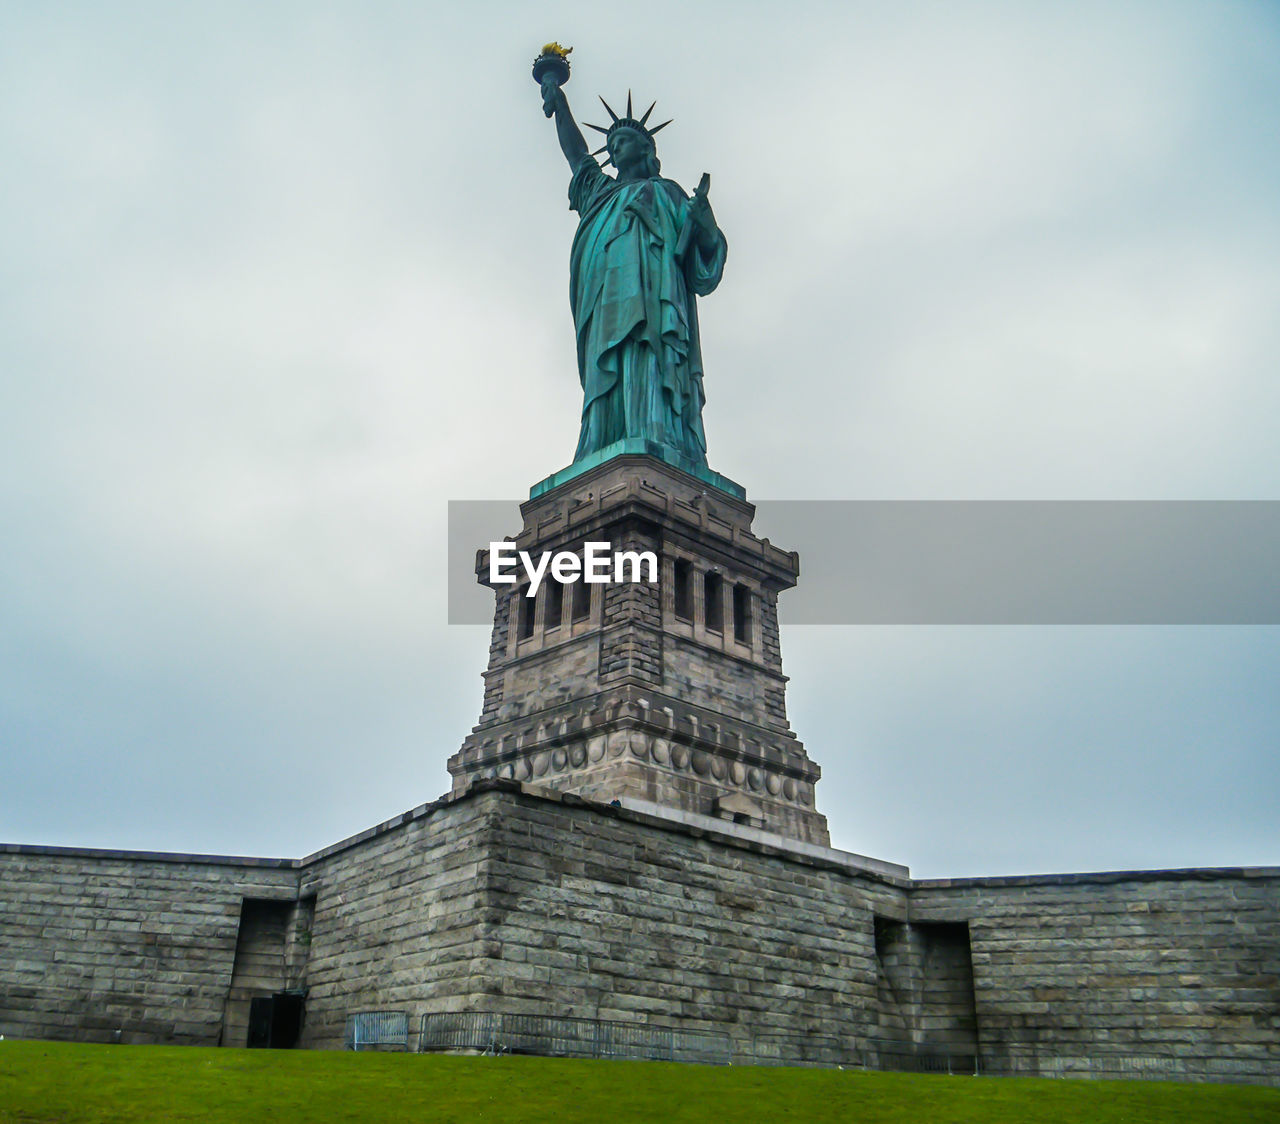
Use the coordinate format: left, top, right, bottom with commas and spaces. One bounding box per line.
584, 91, 672, 159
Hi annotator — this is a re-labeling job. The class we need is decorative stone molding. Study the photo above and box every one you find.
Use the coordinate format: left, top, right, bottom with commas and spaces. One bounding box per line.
450, 454, 830, 847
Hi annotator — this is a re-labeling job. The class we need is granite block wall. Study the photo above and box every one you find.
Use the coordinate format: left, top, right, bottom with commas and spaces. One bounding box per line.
1, 785, 1276, 1084
295, 796, 507, 1049
463, 785, 905, 1059
0, 845, 297, 1045
872, 917, 978, 1061
909, 869, 1280, 1082
325, 783, 1275, 1083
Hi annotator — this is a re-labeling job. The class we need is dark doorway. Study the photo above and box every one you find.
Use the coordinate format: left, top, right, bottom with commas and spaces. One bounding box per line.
246, 992, 305, 1049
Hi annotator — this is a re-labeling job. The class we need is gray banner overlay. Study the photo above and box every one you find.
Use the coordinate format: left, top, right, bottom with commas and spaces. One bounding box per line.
448, 501, 1280, 625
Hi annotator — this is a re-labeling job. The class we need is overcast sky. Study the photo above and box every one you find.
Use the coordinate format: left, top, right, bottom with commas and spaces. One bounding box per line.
2, 1, 1277, 879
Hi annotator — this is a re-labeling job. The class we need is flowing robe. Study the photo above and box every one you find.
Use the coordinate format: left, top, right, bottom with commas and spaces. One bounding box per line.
568, 155, 727, 465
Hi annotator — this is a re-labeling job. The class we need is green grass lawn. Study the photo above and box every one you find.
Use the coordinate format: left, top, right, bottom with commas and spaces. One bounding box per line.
1, 1041, 1277, 1123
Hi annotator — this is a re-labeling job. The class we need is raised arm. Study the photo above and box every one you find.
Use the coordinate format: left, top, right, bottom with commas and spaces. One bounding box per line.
542, 79, 589, 171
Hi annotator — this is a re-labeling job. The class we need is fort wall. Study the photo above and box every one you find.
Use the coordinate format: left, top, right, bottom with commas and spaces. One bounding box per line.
0, 844, 297, 1045
2, 783, 1276, 1083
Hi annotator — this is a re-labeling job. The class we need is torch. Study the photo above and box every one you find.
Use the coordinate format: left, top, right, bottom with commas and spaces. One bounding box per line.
533, 42, 572, 117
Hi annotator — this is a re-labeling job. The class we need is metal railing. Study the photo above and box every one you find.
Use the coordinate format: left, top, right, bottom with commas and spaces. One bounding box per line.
861, 1039, 978, 1075
344, 1011, 410, 1051
419, 1011, 732, 1066
404, 1016, 1280, 1084
975, 1050, 1277, 1083
866, 1042, 1277, 1084
745, 1035, 845, 1068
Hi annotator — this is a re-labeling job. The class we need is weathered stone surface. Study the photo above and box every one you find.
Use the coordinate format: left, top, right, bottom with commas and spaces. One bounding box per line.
450, 455, 830, 846
4, 784, 1275, 1084
0, 845, 297, 1046
908, 869, 1280, 1079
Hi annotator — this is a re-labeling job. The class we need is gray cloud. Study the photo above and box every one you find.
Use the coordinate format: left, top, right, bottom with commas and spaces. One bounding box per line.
2, 2, 1277, 878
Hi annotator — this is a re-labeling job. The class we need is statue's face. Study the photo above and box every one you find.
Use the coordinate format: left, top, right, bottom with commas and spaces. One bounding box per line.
608, 128, 650, 175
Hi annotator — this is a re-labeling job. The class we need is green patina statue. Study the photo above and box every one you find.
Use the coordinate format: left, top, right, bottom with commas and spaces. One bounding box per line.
537, 50, 727, 471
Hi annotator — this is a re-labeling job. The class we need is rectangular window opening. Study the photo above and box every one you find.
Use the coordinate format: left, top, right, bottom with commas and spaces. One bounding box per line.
704, 571, 724, 633
571, 572, 591, 623
545, 580, 564, 630
673, 559, 692, 621
519, 591, 536, 639
733, 584, 752, 643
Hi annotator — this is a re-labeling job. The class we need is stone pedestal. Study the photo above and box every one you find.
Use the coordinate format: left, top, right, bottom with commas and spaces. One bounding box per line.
448, 454, 829, 846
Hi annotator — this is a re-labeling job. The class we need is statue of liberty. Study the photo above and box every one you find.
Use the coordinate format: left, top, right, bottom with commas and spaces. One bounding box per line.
537, 48, 727, 470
